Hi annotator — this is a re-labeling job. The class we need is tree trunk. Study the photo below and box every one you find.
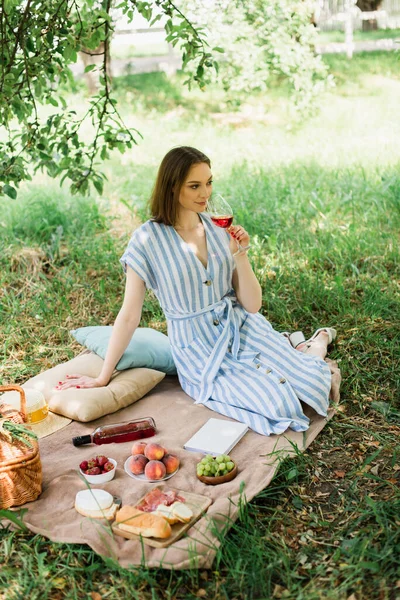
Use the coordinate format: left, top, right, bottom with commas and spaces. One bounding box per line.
356, 0, 382, 9
79, 42, 113, 95
362, 18, 378, 30
356, 0, 382, 32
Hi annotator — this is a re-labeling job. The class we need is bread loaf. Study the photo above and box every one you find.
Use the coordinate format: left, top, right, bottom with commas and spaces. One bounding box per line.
116, 506, 172, 539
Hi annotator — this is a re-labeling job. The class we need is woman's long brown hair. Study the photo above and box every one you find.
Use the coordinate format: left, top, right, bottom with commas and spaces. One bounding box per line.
150, 146, 211, 226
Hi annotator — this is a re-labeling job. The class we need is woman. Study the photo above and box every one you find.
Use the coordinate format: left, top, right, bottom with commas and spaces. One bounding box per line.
57, 146, 336, 436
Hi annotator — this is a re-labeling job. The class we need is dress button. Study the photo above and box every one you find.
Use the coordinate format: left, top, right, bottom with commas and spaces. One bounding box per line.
265, 369, 272, 374
256, 363, 261, 369
279, 378, 286, 384
213, 319, 219, 326
204, 280, 212, 286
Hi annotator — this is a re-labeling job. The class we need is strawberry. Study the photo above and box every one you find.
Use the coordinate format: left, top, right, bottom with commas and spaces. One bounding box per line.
87, 459, 97, 469
96, 455, 108, 467
79, 460, 88, 472
86, 467, 101, 475
103, 461, 114, 472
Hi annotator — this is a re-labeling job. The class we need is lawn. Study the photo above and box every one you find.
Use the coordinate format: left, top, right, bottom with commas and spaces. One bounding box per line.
318, 27, 400, 44
0, 51, 399, 599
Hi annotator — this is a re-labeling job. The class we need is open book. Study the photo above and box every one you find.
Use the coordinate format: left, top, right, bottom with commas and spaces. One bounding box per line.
183, 418, 248, 456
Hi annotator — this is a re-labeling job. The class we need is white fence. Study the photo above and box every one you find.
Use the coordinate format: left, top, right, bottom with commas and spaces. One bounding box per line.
317, 0, 400, 30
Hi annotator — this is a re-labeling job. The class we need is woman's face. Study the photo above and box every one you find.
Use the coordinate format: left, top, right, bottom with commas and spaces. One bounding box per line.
178, 162, 213, 214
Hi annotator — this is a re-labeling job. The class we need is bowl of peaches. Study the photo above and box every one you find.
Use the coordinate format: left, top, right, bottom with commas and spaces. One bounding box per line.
124, 441, 180, 482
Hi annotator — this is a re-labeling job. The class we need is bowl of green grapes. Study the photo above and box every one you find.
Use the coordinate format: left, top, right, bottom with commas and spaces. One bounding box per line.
196, 454, 237, 485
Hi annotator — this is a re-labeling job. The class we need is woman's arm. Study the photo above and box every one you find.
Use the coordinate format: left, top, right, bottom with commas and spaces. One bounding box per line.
229, 224, 262, 314
232, 253, 262, 313
57, 267, 146, 390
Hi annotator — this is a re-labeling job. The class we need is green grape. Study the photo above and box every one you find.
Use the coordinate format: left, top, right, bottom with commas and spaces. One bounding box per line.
218, 463, 226, 471
201, 457, 208, 465
216, 456, 224, 464
211, 464, 217, 475
222, 455, 230, 462
206, 454, 214, 462
197, 466, 204, 475
226, 461, 234, 471
205, 464, 211, 472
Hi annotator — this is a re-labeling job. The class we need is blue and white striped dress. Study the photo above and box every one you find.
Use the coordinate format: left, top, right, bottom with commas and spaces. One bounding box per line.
121, 214, 331, 436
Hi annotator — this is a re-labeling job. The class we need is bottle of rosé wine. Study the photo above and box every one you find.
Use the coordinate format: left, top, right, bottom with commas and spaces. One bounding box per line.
72, 417, 156, 446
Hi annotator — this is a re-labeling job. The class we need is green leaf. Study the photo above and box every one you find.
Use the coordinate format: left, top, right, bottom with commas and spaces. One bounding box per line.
292, 496, 303, 509
100, 146, 108, 161
212, 46, 225, 53
84, 64, 96, 73
0, 508, 28, 531
47, 96, 59, 107
358, 561, 381, 573
3, 184, 17, 199
93, 179, 103, 194
63, 45, 72, 60
150, 14, 162, 26
26, 37, 35, 53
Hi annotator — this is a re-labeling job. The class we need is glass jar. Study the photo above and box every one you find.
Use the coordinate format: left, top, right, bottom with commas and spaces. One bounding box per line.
0, 388, 49, 424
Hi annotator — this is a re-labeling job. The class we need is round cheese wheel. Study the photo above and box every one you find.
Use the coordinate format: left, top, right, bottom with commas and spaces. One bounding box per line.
75, 489, 113, 512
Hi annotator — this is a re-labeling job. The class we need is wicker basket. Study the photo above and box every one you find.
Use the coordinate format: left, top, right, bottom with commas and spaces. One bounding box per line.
0, 385, 42, 509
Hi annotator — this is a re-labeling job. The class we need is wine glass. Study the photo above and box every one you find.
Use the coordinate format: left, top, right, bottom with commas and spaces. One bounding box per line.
206, 193, 249, 253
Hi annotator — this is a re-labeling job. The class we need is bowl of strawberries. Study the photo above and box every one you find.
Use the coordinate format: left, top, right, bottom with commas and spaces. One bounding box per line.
79, 455, 117, 484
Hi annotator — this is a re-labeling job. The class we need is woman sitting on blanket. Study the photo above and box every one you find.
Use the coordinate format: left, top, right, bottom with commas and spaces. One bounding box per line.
57, 146, 339, 436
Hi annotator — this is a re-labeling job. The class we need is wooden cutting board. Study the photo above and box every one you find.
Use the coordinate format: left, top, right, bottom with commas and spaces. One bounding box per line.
112, 487, 212, 548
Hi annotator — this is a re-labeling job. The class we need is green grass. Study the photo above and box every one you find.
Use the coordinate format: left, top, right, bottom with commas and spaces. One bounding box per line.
318, 27, 400, 44
1, 52, 399, 599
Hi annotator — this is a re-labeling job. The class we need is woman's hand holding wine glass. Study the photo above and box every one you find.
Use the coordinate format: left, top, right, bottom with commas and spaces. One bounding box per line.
206, 193, 250, 256
227, 224, 250, 256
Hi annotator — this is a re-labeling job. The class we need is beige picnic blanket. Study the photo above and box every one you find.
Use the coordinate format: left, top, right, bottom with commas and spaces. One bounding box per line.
20, 368, 339, 570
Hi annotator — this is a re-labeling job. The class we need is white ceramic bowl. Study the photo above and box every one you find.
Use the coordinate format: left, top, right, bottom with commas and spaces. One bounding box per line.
79, 458, 117, 484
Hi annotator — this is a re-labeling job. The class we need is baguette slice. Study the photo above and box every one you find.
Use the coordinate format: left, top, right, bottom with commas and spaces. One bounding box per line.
170, 501, 193, 523
152, 504, 180, 524
116, 506, 172, 539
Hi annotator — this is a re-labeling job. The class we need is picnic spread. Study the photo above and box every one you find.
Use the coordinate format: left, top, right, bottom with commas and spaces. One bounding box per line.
0, 355, 340, 570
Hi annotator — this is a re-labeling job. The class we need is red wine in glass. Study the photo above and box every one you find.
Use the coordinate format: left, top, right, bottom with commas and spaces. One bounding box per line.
211, 215, 233, 229
207, 193, 247, 253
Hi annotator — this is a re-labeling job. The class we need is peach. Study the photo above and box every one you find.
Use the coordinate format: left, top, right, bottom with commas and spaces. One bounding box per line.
130, 454, 149, 475
131, 441, 147, 456
145, 460, 166, 481
144, 443, 165, 461
162, 453, 180, 474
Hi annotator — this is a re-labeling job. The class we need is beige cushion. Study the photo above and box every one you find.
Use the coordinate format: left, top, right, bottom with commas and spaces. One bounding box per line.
23, 352, 166, 422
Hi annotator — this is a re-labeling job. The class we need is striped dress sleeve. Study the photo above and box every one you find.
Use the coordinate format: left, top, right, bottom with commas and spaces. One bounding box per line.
120, 224, 157, 292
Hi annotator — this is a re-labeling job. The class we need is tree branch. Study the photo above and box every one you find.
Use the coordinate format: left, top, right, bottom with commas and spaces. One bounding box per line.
2, 0, 32, 89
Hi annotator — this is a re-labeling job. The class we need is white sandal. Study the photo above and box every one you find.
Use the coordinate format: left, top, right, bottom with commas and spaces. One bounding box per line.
308, 327, 337, 345
297, 327, 337, 352
289, 331, 306, 348
283, 331, 306, 348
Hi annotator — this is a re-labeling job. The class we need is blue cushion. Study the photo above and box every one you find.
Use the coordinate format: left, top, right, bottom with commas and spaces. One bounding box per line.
70, 326, 177, 375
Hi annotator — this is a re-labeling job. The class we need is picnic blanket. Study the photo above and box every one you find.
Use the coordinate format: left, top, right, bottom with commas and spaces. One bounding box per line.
18, 365, 339, 570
